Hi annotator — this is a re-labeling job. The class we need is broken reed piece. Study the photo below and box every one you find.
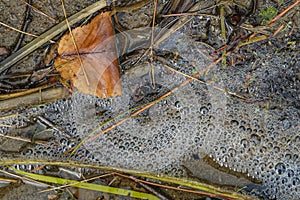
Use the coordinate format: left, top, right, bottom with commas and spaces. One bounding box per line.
54, 11, 122, 98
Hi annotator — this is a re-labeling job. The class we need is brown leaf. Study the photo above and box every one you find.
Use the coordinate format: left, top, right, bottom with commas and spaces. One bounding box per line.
54, 12, 122, 98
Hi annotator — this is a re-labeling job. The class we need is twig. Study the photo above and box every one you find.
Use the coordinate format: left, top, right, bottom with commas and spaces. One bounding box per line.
0, 84, 51, 100
150, 0, 158, 88
273, 24, 285, 36
13, 0, 32, 53
0, 86, 69, 111
19, 0, 57, 22
37, 115, 72, 138
0, 169, 50, 187
0, 133, 46, 145
135, 181, 169, 200
113, 172, 234, 200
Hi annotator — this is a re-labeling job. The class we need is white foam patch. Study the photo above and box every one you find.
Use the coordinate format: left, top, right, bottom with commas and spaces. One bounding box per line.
0, 30, 299, 199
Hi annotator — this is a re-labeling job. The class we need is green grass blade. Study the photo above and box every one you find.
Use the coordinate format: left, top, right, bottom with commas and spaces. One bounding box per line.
12, 168, 159, 200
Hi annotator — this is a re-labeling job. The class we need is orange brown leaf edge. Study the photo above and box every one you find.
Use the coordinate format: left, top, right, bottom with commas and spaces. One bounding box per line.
54, 11, 122, 98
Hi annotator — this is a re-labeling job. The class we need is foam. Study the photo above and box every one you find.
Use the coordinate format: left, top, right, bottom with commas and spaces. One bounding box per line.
0, 30, 299, 200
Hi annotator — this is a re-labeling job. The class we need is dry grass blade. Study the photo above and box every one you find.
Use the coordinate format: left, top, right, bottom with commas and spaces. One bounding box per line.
0, 21, 38, 38
19, 0, 57, 22
150, 0, 159, 88
0, 85, 52, 100
38, 174, 112, 193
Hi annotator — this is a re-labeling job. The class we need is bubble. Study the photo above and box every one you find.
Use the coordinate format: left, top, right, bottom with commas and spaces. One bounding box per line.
228, 148, 236, 157
275, 163, 286, 175
292, 177, 300, 186
286, 169, 295, 177
241, 139, 250, 148
250, 134, 261, 145
200, 106, 209, 115
230, 120, 239, 126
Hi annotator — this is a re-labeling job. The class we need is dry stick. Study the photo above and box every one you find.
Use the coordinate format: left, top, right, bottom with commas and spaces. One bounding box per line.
113, 172, 233, 200
0, 84, 51, 100
60, 0, 90, 86
0, 169, 49, 187
0, 133, 46, 145
0, 86, 69, 111
150, 0, 158, 89
134, 181, 169, 200
19, 0, 57, 22
163, 13, 218, 18
273, 24, 285, 36
86, 58, 222, 143
0, 0, 107, 74
37, 115, 72, 138
111, 0, 152, 15
13, 0, 32, 53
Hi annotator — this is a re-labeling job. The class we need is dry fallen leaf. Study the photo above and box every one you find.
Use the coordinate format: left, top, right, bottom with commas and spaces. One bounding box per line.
54, 11, 122, 98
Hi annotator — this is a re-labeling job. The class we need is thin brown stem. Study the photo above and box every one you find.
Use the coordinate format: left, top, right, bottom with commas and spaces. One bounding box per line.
19, 0, 57, 22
